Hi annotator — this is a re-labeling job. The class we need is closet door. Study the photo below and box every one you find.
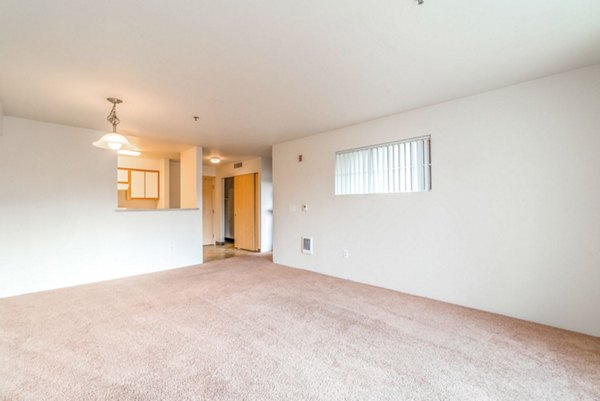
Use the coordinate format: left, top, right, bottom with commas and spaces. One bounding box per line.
234, 173, 258, 251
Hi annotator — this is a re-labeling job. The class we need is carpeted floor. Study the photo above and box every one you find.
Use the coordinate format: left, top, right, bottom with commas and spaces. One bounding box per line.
1, 255, 598, 401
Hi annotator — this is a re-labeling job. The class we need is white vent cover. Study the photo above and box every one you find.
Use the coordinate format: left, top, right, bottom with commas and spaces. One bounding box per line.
301, 237, 313, 255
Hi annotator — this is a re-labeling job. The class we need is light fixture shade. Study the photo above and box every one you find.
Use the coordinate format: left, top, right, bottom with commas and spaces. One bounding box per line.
117, 141, 142, 156
118, 148, 141, 157
93, 133, 132, 150
209, 157, 221, 164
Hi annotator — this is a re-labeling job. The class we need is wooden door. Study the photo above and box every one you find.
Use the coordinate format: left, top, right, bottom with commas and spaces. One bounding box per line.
234, 173, 258, 251
202, 176, 215, 245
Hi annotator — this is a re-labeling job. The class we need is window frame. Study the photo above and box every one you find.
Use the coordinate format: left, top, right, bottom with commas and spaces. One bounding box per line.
334, 135, 431, 195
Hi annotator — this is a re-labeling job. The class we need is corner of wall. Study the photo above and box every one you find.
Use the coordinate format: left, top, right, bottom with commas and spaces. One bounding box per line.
157, 158, 170, 209
180, 146, 203, 209
271, 65, 600, 336
260, 157, 273, 252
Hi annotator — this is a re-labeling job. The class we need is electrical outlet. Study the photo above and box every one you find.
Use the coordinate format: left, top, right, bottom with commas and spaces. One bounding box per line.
343, 249, 349, 258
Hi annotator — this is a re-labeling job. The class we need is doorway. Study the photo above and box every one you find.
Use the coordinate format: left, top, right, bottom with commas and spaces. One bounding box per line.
223, 177, 234, 242
222, 173, 259, 251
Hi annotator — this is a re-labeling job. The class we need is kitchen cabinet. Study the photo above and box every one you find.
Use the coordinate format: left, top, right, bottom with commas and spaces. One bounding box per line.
117, 169, 129, 183
118, 168, 160, 200
130, 170, 146, 198
144, 171, 159, 199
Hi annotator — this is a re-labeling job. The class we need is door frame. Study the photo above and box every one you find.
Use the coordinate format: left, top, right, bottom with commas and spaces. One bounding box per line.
223, 173, 260, 252
202, 176, 215, 246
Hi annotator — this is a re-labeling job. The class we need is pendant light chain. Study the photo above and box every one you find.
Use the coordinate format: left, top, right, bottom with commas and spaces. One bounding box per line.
106, 98, 123, 133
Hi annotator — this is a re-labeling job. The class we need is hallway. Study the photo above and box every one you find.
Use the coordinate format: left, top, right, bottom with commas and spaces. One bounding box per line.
203, 243, 256, 263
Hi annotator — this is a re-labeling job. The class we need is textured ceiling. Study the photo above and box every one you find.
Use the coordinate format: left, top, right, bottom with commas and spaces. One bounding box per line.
1, 0, 599, 162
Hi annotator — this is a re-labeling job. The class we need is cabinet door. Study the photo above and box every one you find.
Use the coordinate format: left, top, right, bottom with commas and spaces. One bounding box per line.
145, 171, 159, 199
117, 169, 129, 183
130, 170, 145, 198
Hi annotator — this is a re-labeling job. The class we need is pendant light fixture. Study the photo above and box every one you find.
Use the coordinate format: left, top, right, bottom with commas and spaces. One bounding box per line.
93, 98, 141, 156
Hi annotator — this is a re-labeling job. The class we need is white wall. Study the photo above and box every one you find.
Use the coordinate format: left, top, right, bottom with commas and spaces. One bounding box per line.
157, 158, 170, 209
273, 64, 600, 336
203, 165, 216, 177
180, 147, 203, 209
0, 101, 3, 135
0, 117, 203, 298
214, 157, 273, 252
260, 158, 273, 253
118, 156, 162, 171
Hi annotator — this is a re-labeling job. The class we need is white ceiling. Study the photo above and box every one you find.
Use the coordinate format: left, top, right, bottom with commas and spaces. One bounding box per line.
1, 0, 599, 162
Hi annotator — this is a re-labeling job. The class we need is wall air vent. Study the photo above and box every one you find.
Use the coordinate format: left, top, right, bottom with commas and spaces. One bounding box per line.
233, 162, 243, 169
301, 237, 313, 255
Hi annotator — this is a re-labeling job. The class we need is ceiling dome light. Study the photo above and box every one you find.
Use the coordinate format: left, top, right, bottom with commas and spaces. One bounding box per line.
92, 98, 140, 156
209, 157, 221, 164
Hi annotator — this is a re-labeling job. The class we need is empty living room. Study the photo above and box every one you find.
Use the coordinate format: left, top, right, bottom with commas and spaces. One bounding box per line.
1, 1, 599, 400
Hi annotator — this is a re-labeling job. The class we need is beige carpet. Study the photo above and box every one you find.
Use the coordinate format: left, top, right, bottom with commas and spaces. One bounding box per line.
1, 255, 598, 401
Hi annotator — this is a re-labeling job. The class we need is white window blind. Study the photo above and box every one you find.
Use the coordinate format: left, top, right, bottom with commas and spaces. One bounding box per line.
335, 136, 431, 195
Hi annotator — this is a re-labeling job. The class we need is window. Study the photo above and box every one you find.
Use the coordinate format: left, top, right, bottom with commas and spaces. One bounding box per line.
335, 136, 431, 195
